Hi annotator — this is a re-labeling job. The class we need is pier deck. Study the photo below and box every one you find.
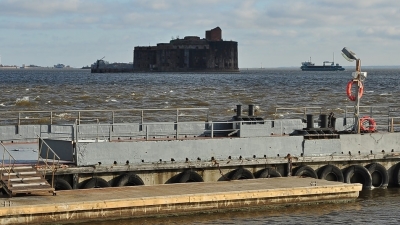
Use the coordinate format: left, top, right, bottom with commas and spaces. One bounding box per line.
0, 177, 362, 225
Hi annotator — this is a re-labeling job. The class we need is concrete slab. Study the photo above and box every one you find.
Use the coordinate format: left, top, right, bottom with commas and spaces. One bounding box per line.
0, 177, 362, 225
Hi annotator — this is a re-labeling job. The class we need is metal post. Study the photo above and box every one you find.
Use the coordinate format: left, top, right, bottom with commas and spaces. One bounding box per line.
146, 125, 148, 140
109, 125, 112, 142
176, 109, 179, 140
112, 111, 115, 132
96, 119, 99, 141
75, 119, 79, 144
391, 118, 394, 132
354, 59, 361, 133
211, 122, 214, 138
176, 122, 179, 140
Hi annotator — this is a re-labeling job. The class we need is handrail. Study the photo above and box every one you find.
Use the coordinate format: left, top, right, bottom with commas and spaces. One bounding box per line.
37, 136, 61, 188
74, 114, 400, 143
0, 143, 16, 188
76, 120, 267, 142
0, 107, 210, 125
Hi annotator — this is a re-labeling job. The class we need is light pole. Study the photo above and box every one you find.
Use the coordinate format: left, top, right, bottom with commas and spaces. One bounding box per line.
341, 47, 367, 133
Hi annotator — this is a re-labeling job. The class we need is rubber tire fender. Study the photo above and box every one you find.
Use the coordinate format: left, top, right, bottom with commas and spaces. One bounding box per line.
366, 163, 389, 188
344, 165, 372, 190
114, 173, 144, 186
174, 170, 204, 183
393, 162, 400, 187
230, 167, 255, 180
82, 177, 111, 189
318, 164, 344, 182
51, 178, 72, 190
293, 165, 318, 178
257, 168, 282, 178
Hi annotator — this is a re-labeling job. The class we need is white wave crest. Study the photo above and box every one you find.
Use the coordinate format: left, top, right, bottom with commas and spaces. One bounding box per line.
16, 96, 30, 103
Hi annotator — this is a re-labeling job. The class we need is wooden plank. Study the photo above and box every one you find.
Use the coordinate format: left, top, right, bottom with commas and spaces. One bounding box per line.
11, 182, 47, 187
8, 177, 41, 182
10, 187, 54, 194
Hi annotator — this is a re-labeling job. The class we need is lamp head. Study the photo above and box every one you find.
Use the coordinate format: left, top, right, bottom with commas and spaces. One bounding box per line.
341, 47, 359, 62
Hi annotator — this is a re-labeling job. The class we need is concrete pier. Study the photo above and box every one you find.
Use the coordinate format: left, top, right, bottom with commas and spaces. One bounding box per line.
0, 177, 362, 225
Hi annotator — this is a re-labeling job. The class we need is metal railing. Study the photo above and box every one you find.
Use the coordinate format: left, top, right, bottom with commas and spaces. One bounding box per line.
0, 143, 16, 189
3, 106, 400, 144
344, 105, 397, 132
0, 107, 210, 126
76, 120, 238, 141
388, 117, 400, 132
37, 137, 61, 188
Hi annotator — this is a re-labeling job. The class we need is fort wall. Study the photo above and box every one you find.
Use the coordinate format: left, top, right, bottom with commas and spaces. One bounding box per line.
133, 27, 238, 72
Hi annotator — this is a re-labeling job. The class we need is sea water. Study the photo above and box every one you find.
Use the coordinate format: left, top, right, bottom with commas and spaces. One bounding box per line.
1, 68, 400, 224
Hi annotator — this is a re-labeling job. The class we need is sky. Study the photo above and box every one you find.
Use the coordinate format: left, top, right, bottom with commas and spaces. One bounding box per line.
0, 0, 400, 68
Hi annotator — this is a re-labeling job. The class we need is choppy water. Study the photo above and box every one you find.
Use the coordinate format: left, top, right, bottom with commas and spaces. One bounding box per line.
1, 68, 400, 224
1, 68, 399, 121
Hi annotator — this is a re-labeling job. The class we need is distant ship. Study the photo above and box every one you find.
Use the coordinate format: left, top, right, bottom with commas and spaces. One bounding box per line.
54, 64, 65, 69
301, 61, 345, 71
300, 55, 345, 71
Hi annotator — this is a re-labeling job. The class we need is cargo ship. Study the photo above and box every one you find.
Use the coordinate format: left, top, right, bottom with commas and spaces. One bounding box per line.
301, 57, 345, 71
0, 48, 399, 198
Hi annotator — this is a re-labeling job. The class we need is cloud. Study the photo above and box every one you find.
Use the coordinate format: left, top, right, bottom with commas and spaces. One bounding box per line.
1, 0, 400, 67
0, 0, 92, 16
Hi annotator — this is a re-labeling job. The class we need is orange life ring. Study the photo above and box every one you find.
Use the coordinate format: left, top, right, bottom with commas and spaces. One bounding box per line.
360, 116, 376, 132
346, 80, 363, 101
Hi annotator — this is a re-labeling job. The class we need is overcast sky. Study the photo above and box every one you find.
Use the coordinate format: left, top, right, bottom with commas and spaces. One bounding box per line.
1, 0, 399, 68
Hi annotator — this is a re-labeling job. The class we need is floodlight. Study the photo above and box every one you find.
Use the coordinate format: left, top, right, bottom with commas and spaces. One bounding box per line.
341, 47, 358, 62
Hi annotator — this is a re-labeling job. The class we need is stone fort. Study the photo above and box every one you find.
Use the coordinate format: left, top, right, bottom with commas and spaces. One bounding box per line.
133, 27, 238, 72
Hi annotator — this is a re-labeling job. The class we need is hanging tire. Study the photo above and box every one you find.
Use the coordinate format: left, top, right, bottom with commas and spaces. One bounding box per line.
82, 177, 110, 189
114, 173, 144, 186
344, 165, 372, 190
229, 167, 255, 180
256, 168, 282, 178
174, 170, 204, 183
393, 162, 400, 187
293, 165, 318, 178
318, 165, 344, 182
51, 178, 72, 190
365, 163, 389, 189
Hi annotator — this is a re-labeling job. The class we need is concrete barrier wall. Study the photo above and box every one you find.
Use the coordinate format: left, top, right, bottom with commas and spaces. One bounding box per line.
76, 136, 303, 166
